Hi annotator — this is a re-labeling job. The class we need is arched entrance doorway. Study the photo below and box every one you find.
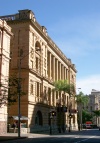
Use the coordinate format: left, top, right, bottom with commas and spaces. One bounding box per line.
35, 110, 43, 126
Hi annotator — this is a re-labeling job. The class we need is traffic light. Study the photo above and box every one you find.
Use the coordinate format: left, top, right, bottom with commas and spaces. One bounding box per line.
57, 106, 67, 112
52, 111, 56, 116
61, 106, 67, 112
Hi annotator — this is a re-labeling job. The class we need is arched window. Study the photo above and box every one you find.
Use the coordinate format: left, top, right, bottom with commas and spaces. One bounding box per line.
35, 41, 41, 74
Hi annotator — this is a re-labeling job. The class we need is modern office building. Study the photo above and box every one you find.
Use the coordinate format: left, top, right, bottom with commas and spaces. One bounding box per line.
0, 9, 77, 133
0, 19, 12, 133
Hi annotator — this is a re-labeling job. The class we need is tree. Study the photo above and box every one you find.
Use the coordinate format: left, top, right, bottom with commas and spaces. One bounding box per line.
92, 110, 100, 116
92, 110, 100, 125
76, 92, 89, 130
0, 75, 26, 107
76, 92, 89, 105
53, 79, 75, 95
82, 110, 92, 124
53, 79, 75, 132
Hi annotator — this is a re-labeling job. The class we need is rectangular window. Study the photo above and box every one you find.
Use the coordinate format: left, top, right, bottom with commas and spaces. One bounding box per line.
45, 46, 46, 57
30, 84, 33, 94
32, 33, 34, 46
30, 48, 34, 59
30, 60, 33, 69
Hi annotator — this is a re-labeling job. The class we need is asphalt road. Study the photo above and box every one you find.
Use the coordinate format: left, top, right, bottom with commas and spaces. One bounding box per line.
1, 129, 100, 143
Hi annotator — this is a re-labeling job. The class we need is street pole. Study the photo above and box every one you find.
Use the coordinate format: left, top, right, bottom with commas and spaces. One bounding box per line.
69, 113, 72, 132
50, 117, 52, 135
49, 112, 52, 135
68, 95, 72, 132
80, 104, 82, 130
18, 58, 21, 137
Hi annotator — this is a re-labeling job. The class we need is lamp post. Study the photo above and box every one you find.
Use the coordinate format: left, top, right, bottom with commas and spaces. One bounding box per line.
49, 110, 56, 135
68, 95, 72, 132
18, 57, 21, 138
77, 88, 82, 131
49, 111, 52, 135
69, 113, 72, 132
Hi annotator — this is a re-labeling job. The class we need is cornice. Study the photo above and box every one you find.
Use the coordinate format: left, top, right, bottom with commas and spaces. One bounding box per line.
0, 12, 77, 73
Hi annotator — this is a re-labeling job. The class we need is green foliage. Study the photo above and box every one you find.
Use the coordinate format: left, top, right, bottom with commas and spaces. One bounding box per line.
76, 91, 89, 106
0, 75, 26, 107
92, 110, 100, 117
82, 110, 93, 123
53, 80, 75, 95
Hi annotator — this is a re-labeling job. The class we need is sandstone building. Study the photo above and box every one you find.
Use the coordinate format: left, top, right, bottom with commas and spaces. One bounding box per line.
0, 19, 12, 133
0, 9, 77, 133
85, 89, 100, 126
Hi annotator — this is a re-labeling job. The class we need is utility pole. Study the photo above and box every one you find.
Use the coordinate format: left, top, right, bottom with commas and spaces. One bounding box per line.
18, 58, 21, 138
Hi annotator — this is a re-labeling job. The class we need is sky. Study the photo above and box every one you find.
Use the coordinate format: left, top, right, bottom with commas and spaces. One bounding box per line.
0, 0, 100, 95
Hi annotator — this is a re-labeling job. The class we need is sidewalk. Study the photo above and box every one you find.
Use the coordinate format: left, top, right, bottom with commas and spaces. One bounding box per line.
0, 130, 81, 142
0, 132, 51, 142
0, 133, 27, 142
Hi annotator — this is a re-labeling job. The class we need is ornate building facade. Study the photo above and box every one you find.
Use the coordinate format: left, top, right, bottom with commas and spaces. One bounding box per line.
0, 19, 12, 133
0, 9, 77, 133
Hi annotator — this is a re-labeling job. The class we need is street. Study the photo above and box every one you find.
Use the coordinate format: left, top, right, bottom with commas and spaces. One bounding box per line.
0, 129, 100, 143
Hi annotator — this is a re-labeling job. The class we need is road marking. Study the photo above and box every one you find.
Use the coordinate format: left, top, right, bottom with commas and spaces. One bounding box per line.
74, 136, 95, 143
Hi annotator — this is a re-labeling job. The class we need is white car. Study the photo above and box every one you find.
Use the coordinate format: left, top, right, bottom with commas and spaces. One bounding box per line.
86, 124, 91, 129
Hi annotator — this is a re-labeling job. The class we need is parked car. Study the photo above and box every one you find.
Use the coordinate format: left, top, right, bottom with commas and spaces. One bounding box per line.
86, 124, 91, 129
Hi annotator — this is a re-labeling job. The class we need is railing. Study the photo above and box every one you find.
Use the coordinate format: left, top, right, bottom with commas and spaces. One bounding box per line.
0, 15, 16, 21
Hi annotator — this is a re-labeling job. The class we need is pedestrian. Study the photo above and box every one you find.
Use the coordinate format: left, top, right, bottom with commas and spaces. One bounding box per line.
12, 122, 17, 133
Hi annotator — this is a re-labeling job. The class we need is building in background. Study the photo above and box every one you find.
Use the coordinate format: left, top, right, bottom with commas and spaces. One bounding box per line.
0, 19, 12, 133
88, 89, 100, 126
0, 9, 77, 133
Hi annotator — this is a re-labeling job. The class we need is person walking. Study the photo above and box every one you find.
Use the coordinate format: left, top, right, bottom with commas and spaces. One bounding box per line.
12, 122, 17, 133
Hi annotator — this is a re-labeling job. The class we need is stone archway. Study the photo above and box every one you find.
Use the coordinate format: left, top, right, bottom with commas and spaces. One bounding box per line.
35, 110, 43, 126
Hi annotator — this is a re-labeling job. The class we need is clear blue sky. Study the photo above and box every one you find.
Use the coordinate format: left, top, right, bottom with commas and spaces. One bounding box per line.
1, 0, 100, 95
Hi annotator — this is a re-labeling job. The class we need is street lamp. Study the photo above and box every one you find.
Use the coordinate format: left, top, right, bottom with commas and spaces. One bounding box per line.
49, 110, 56, 135
76, 88, 82, 131
68, 94, 73, 132
18, 57, 21, 138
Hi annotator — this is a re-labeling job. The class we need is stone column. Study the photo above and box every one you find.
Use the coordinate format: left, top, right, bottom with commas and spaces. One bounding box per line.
64, 68, 67, 80
39, 83, 41, 102
56, 59, 58, 80
53, 56, 55, 81
40, 43, 43, 76
54, 91, 56, 106
50, 88, 52, 106
66, 69, 68, 80
60, 63, 61, 80
62, 65, 64, 80
33, 35, 36, 70
49, 53, 51, 79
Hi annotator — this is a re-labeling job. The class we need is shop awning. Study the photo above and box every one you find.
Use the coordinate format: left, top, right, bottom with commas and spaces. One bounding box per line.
9, 116, 29, 120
